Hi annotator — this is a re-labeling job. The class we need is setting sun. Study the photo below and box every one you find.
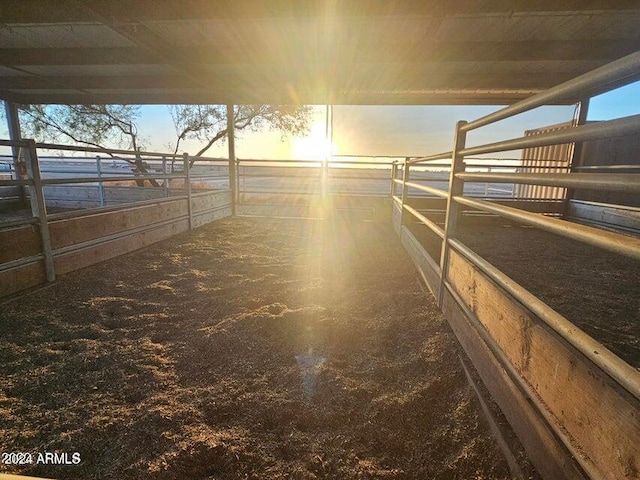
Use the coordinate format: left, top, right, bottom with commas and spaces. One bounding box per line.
291, 108, 334, 160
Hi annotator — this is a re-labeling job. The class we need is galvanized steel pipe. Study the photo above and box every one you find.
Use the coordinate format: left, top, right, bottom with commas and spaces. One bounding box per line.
461, 52, 640, 132
460, 114, 640, 157
448, 238, 640, 401
453, 195, 640, 261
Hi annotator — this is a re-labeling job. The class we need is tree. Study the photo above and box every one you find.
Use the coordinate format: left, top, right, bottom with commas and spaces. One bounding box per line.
12, 103, 313, 184
170, 104, 313, 166
17, 104, 159, 186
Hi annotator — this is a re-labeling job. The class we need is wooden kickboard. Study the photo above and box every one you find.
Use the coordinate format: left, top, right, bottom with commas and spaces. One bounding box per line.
0, 260, 46, 297
54, 218, 190, 275
441, 288, 586, 480
191, 191, 231, 213
400, 225, 441, 298
447, 249, 640, 480
49, 199, 189, 250
0, 224, 41, 263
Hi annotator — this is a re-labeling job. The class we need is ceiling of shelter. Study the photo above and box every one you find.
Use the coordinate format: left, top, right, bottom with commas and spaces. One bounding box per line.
0, 1, 639, 105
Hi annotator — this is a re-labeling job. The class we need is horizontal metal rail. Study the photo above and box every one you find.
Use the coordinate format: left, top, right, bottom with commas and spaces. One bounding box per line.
239, 190, 319, 195
454, 195, 640, 261
327, 191, 391, 197
237, 158, 321, 164
464, 164, 537, 169
404, 181, 449, 198
0, 254, 45, 273
39, 169, 134, 175
238, 173, 321, 179
461, 51, 640, 132
460, 114, 640, 157
40, 174, 187, 185
0, 179, 33, 187
574, 164, 640, 171
0, 217, 38, 229
188, 174, 230, 180
403, 175, 453, 181
407, 151, 453, 165
449, 238, 640, 400
0, 139, 28, 148
328, 175, 390, 180
328, 160, 394, 166
333, 154, 407, 159
403, 204, 445, 238
457, 172, 640, 194
45, 195, 191, 221
35, 142, 181, 159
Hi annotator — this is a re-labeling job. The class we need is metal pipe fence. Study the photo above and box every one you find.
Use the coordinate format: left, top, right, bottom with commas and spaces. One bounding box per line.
394, 53, 640, 405
391, 53, 640, 478
0, 139, 235, 284
236, 157, 398, 203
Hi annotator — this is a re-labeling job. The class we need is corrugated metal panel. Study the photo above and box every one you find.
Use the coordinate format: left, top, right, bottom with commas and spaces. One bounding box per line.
434, 12, 640, 42
516, 121, 575, 200
144, 17, 438, 46
1, 5, 638, 105
20, 65, 176, 76
0, 24, 132, 48
0, 66, 28, 77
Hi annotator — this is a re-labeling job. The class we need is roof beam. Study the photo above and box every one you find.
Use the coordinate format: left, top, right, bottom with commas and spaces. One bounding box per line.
1, 40, 638, 67
0, 72, 583, 92
2, 0, 639, 23
66, 1, 224, 97
0, 89, 546, 106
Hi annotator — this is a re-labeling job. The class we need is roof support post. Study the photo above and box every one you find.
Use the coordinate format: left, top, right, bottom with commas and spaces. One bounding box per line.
4, 100, 28, 206
226, 104, 237, 216
322, 105, 331, 200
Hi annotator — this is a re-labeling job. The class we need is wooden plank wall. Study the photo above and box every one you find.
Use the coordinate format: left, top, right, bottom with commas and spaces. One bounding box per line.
43, 185, 188, 209
446, 249, 639, 480
0, 186, 21, 206
395, 223, 640, 480
0, 191, 231, 298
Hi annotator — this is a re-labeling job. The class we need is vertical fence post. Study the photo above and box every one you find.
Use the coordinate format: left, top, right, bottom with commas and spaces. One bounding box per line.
321, 158, 329, 199
439, 120, 468, 306
25, 140, 55, 282
484, 166, 491, 197
563, 97, 590, 217
226, 104, 237, 216
390, 162, 397, 198
235, 158, 241, 205
162, 156, 169, 198
96, 155, 105, 207
183, 152, 193, 230
400, 157, 410, 227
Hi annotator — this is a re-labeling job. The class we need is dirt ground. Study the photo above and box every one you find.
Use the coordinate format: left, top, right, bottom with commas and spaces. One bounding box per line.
0, 216, 529, 479
409, 219, 640, 368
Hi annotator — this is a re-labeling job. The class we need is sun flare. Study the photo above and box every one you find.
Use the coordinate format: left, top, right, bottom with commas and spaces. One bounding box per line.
291, 115, 334, 160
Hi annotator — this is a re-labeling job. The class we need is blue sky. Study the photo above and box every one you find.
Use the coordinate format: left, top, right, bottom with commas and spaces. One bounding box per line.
587, 81, 640, 120
2, 81, 639, 159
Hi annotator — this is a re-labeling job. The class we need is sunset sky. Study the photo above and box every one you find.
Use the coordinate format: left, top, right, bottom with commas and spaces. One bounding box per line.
1, 81, 639, 160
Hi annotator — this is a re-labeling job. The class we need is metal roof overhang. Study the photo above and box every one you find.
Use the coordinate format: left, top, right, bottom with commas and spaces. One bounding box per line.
1, 1, 639, 106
